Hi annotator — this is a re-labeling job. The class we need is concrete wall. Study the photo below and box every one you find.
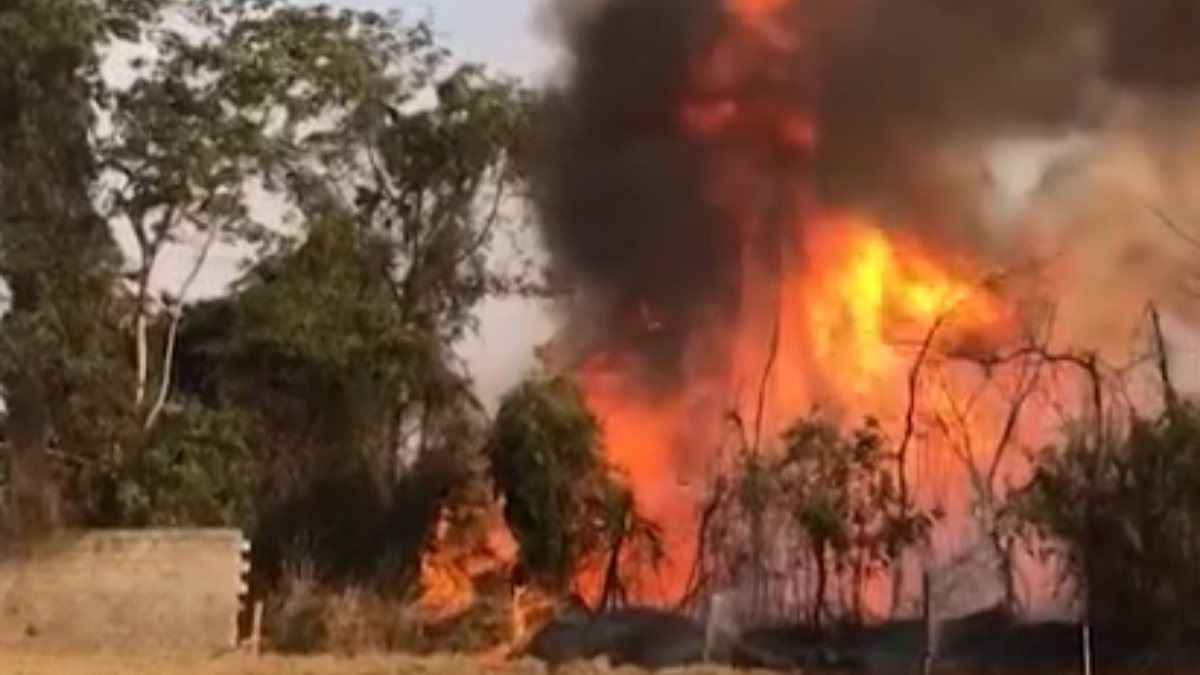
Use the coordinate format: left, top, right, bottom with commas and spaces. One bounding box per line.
0, 529, 248, 653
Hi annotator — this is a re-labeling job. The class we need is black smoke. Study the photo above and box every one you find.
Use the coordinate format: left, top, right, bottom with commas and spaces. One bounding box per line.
534, 0, 1200, 383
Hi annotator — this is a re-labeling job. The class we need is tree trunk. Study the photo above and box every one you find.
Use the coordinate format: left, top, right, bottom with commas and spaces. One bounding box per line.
5, 370, 58, 536
600, 517, 628, 611
814, 539, 828, 631
0, 5, 112, 536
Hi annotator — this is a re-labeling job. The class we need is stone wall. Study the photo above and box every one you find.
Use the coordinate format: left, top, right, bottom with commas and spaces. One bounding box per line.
0, 529, 248, 653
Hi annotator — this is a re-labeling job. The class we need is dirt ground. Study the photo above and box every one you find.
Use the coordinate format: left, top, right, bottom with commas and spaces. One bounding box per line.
0, 651, 767, 675
2, 651, 1180, 675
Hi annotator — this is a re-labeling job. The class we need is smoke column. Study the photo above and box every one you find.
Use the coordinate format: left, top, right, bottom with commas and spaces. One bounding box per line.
533, 0, 1200, 611
538, 0, 1200, 364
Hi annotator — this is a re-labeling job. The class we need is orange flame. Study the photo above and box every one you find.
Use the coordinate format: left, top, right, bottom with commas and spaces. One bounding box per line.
415, 506, 518, 626
414, 505, 572, 659
570, 0, 1024, 611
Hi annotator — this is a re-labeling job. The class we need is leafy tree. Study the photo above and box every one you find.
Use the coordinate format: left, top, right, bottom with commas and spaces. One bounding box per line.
704, 413, 936, 626
485, 374, 663, 604
171, 214, 482, 583
74, 401, 257, 528
156, 1, 531, 583
486, 375, 607, 592
1015, 401, 1200, 635
584, 478, 665, 609
1, 0, 532, 555
778, 415, 935, 628
0, 0, 166, 535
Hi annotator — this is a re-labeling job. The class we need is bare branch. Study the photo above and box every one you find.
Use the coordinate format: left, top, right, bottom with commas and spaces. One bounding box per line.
752, 312, 781, 456
453, 168, 508, 270
986, 357, 1043, 486
1152, 207, 1200, 251
143, 215, 224, 433
897, 313, 948, 497
1147, 303, 1179, 412
142, 310, 180, 433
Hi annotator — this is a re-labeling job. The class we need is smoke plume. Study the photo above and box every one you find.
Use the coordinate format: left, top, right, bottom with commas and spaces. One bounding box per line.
536, 0, 1200, 380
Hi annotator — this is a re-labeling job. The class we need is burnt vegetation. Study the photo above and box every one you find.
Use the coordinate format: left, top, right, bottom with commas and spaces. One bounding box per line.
3, 0, 1200, 671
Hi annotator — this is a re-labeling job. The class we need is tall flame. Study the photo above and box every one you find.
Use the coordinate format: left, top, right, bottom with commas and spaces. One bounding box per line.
571, 0, 1022, 609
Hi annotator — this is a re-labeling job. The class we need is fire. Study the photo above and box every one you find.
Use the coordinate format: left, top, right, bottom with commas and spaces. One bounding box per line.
423, 0, 1039, 636
416, 554, 476, 624
569, 0, 1017, 610
415, 505, 517, 625
509, 584, 561, 650
577, 217, 1004, 602
414, 505, 566, 658
415, 509, 479, 624
801, 216, 1000, 402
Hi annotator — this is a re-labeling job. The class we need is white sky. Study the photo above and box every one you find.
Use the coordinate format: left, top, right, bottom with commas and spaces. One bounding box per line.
329, 0, 556, 79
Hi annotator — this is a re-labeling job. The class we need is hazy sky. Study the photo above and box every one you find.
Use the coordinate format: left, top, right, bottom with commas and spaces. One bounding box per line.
327, 0, 555, 79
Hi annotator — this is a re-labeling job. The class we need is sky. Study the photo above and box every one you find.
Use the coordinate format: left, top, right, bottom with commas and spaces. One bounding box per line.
330, 0, 556, 79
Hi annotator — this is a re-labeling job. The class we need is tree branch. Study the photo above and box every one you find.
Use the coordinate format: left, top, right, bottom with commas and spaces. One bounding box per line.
143, 213, 223, 433
752, 311, 781, 456
1146, 303, 1178, 412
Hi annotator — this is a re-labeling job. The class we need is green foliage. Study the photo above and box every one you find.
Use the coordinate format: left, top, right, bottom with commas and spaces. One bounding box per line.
151, 0, 529, 584
0, 0, 532, 572
485, 375, 662, 604
486, 376, 606, 590
235, 217, 410, 391
1015, 401, 1200, 630
713, 413, 936, 624
777, 415, 935, 624
0, 0, 169, 534
69, 401, 257, 528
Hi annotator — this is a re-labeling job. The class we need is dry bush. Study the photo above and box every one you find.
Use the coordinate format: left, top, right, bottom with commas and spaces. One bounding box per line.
320, 588, 425, 655
265, 559, 326, 653
264, 560, 511, 656
419, 585, 511, 654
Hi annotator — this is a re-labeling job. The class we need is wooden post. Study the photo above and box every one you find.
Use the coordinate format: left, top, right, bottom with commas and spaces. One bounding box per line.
1081, 615, 1093, 675
250, 600, 265, 656
704, 592, 732, 662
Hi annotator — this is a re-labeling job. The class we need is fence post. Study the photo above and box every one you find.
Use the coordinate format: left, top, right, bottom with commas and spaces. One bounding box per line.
921, 569, 935, 675
704, 592, 735, 662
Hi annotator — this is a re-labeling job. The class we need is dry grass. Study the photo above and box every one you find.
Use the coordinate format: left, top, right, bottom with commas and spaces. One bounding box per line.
0, 651, 772, 675
8, 650, 1198, 675
0, 651, 512, 675
261, 558, 509, 656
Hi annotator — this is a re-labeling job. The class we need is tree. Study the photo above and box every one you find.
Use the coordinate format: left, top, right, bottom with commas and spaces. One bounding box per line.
778, 414, 935, 628
486, 375, 607, 592
0, 0, 166, 535
585, 479, 664, 610
1015, 401, 1200, 636
485, 374, 662, 604
1, 0, 532, 557
154, 0, 532, 583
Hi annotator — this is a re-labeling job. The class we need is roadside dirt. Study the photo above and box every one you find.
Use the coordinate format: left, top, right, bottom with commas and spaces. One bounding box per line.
0, 651, 765, 675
